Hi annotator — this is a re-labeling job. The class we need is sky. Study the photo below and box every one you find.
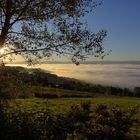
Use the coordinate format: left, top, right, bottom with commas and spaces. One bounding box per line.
85, 0, 140, 61
4, 0, 140, 63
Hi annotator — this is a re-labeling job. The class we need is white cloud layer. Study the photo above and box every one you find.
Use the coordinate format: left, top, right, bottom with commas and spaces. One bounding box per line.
8, 63, 140, 89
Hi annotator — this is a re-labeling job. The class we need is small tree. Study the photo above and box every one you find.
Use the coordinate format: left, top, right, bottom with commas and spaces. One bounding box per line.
133, 87, 140, 97
0, 0, 109, 64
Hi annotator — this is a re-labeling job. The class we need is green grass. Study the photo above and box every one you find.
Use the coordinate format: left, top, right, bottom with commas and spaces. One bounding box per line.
5, 96, 140, 136
8, 97, 140, 117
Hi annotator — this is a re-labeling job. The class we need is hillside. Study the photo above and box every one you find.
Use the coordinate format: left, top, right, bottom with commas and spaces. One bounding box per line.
0, 66, 140, 98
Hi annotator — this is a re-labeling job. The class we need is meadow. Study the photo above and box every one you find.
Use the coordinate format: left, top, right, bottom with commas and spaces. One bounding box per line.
9, 97, 140, 117
2, 96, 139, 139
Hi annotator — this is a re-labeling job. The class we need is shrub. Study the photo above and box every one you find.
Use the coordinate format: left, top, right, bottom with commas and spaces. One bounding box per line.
34, 92, 58, 98
133, 87, 140, 97
0, 101, 139, 140
87, 104, 138, 140
65, 103, 138, 140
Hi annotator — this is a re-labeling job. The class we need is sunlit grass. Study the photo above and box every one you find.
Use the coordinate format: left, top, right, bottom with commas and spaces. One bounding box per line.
8, 97, 140, 117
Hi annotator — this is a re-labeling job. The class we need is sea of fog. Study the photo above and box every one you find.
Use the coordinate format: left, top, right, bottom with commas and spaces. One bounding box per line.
8, 63, 140, 89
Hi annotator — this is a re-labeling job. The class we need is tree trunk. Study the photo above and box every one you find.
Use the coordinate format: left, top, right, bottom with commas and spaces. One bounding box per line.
0, 0, 12, 48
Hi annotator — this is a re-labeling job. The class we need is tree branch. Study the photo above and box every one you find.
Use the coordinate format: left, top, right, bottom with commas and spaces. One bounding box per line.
0, 42, 70, 58
10, 0, 35, 27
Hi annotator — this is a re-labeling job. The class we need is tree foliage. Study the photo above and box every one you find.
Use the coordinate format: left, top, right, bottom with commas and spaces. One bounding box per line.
0, 0, 108, 64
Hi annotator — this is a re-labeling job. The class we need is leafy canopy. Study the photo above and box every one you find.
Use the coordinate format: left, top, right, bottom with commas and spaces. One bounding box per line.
0, 0, 108, 64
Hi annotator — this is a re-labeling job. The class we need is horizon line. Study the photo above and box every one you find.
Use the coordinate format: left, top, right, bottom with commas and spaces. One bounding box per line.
6, 60, 140, 65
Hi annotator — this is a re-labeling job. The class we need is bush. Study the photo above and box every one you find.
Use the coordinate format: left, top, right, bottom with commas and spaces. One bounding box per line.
133, 87, 140, 97
65, 103, 138, 140
0, 101, 139, 140
34, 92, 58, 98
86, 104, 138, 140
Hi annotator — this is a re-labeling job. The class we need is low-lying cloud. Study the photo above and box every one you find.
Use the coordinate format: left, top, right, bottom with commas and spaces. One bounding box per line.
8, 63, 140, 89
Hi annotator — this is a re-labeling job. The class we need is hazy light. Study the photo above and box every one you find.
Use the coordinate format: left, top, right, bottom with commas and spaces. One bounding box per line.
7, 63, 140, 89
0, 49, 5, 54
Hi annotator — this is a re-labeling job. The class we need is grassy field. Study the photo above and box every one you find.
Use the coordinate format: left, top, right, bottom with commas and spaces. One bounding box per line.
8, 97, 140, 117
3, 96, 140, 139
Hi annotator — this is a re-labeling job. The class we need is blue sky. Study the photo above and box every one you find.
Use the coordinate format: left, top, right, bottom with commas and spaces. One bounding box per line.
85, 0, 140, 61
8, 0, 140, 63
